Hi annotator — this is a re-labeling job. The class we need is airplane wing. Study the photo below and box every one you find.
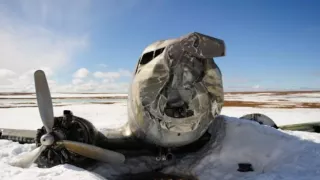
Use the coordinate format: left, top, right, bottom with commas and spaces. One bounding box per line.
2, 121, 320, 145
0, 128, 36, 143
280, 122, 320, 132
240, 113, 320, 133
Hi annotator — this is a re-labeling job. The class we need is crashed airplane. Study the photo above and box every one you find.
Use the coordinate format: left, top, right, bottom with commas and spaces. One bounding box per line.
1, 32, 319, 180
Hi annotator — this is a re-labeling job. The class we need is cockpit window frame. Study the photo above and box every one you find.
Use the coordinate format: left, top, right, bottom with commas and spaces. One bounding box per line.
139, 51, 154, 65
134, 47, 166, 74
154, 47, 165, 59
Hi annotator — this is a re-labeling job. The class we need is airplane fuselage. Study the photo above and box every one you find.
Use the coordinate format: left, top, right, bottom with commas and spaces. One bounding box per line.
127, 32, 226, 147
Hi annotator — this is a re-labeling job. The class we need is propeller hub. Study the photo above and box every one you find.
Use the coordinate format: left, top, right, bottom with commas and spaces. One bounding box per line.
40, 134, 54, 146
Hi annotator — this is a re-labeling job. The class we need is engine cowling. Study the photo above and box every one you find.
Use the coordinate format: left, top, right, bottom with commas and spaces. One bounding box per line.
35, 110, 101, 168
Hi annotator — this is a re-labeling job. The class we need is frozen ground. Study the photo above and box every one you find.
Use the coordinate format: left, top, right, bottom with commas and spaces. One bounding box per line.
1, 92, 319, 108
0, 93, 127, 108
225, 92, 320, 103
163, 117, 320, 180
0, 92, 320, 179
221, 107, 320, 126
0, 93, 128, 99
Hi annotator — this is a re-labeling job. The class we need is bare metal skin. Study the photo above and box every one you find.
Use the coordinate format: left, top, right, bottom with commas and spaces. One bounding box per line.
127, 32, 226, 147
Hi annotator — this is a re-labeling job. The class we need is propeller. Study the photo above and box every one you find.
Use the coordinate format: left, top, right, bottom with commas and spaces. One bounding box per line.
57, 140, 125, 164
11, 70, 125, 168
34, 70, 54, 133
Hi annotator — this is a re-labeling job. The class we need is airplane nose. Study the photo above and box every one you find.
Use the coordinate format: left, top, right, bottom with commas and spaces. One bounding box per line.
164, 56, 205, 118
169, 54, 205, 88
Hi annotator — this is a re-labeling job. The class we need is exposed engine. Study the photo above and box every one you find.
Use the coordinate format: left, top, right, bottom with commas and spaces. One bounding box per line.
35, 110, 100, 168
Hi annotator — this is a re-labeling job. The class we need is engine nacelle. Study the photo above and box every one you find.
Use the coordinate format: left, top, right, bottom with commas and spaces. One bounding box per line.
35, 110, 101, 168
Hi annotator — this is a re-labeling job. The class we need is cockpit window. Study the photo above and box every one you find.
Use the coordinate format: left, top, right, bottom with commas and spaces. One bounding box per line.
135, 47, 166, 74
139, 51, 154, 65
139, 47, 165, 65
154, 48, 165, 58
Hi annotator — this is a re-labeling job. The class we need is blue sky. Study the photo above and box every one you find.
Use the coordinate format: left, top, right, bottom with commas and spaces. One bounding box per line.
0, 0, 319, 92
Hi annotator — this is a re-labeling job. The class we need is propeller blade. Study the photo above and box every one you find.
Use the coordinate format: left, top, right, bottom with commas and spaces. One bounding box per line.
10, 145, 47, 168
34, 70, 54, 133
57, 140, 125, 164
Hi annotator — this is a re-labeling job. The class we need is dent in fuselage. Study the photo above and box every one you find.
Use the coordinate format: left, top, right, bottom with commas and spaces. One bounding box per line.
127, 32, 225, 147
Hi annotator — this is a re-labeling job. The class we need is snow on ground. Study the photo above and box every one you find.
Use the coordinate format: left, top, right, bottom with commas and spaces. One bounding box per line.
166, 117, 320, 180
222, 107, 320, 126
0, 141, 105, 180
0, 93, 127, 108
0, 93, 128, 99
0, 103, 128, 130
0, 92, 320, 179
0, 102, 318, 130
1, 114, 320, 180
1, 92, 319, 108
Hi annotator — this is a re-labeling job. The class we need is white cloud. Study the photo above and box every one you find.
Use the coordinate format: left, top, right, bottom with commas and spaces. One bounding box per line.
103, 79, 111, 83
0, 69, 16, 78
98, 63, 108, 68
0, 24, 88, 75
252, 84, 260, 89
18, 67, 54, 81
0, 67, 54, 91
0, 69, 16, 85
52, 80, 130, 93
93, 71, 120, 79
73, 68, 89, 79
0, 0, 90, 92
73, 80, 98, 92
69, 69, 132, 93
118, 69, 132, 77
93, 69, 132, 83
0, 67, 132, 93
93, 72, 105, 79
72, 78, 83, 85
0, 1, 136, 93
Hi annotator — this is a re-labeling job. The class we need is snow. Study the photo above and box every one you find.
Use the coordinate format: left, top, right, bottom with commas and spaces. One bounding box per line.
0, 93, 320, 179
1, 102, 318, 130
0, 141, 105, 180
2, 92, 319, 108
0, 93, 127, 99
167, 117, 320, 180
1, 115, 320, 180
0, 103, 128, 130
0, 93, 127, 108
222, 107, 320, 126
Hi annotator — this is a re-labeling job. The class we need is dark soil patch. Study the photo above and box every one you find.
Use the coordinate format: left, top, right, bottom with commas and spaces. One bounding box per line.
224, 101, 320, 109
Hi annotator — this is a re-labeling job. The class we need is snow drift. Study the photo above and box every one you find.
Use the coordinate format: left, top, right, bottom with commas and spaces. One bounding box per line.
1, 115, 320, 180
164, 116, 320, 179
